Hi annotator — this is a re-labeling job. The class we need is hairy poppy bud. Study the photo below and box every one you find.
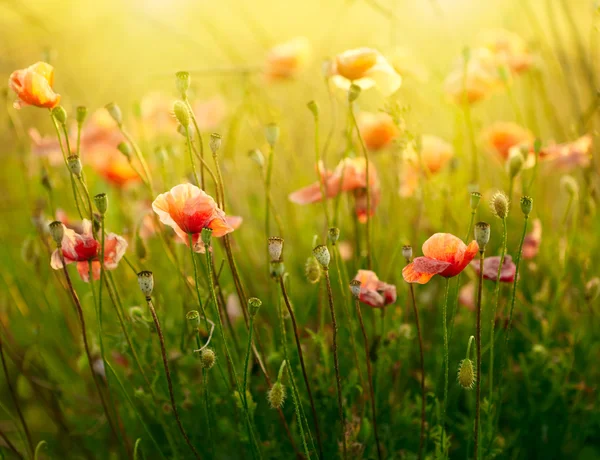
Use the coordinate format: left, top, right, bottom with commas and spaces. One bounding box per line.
52, 106, 67, 125
265, 123, 280, 147
313, 245, 330, 268
173, 101, 190, 128
470, 192, 481, 210
209, 133, 222, 155
137, 271, 154, 298
348, 83, 361, 103
117, 141, 132, 159
268, 237, 284, 262
76, 106, 88, 125
248, 149, 265, 168
67, 155, 82, 177
105, 102, 122, 125
474, 222, 490, 251
305, 256, 322, 284
457, 358, 476, 389
175, 71, 191, 98
490, 191, 509, 220
520, 196, 533, 216
94, 193, 108, 215
248, 297, 262, 318
201, 228, 213, 246
267, 381, 286, 409
49, 221, 64, 245
307, 100, 319, 118
349, 279, 361, 298
402, 245, 412, 262
507, 150, 524, 179
328, 227, 340, 245
186, 310, 200, 325
201, 348, 216, 370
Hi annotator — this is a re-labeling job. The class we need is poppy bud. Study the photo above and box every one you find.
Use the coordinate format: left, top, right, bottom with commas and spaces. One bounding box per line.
267, 381, 286, 409
349, 279, 361, 298
560, 175, 579, 198
268, 237, 284, 262
117, 141, 132, 159
49, 221, 64, 245
105, 102, 123, 126
248, 149, 265, 168
474, 222, 490, 251
313, 245, 330, 268
186, 310, 200, 325
520, 196, 533, 216
137, 271, 154, 298
76, 106, 88, 125
307, 100, 319, 118
270, 261, 285, 279
490, 191, 509, 220
201, 228, 213, 246
67, 155, 82, 177
248, 297, 262, 318
305, 256, 322, 284
506, 150, 524, 179
209, 133, 222, 155
173, 101, 190, 128
265, 123, 280, 147
457, 358, 476, 389
348, 83, 361, 103
470, 192, 481, 210
328, 227, 340, 245
201, 348, 216, 369
52, 106, 67, 125
175, 71, 191, 98
94, 193, 108, 215
402, 245, 413, 262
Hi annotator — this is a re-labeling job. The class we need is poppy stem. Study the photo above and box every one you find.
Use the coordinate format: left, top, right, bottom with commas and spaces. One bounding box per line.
323, 269, 347, 459
194, 330, 215, 458
407, 282, 426, 460
120, 127, 155, 195
184, 98, 206, 190
279, 277, 324, 459
354, 297, 383, 460
441, 277, 451, 458
144, 296, 201, 460
505, 215, 529, 353
184, 127, 202, 188
474, 251, 485, 460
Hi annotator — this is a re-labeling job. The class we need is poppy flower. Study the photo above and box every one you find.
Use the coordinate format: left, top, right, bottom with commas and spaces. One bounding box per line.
357, 112, 401, 151
152, 183, 234, 253
88, 146, 141, 187
443, 48, 500, 105
329, 47, 402, 96
522, 218, 542, 260
264, 37, 311, 80
481, 122, 534, 161
478, 28, 533, 74
403, 233, 479, 284
288, 157, 381, 222
50, 220, 128, 282
9, 62, 61, 109
470, 255, 516, 282
352, 270, 397, 308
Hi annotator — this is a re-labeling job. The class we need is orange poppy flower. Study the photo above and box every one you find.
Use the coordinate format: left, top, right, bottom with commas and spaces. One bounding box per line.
443, 48, 500, 105
88, 145, 141, 187
9, 62, 61, 109
403, 233, 479, 284
481, 122, 534, 161
358, 112, 401, 151
352, 270, 397, 308
289, 157, 381, 222
264, 37, 311, 80
329, 47, 402, 96
152, 183, 234, 253
478, 28, 533, 74
50, 220, 128, 282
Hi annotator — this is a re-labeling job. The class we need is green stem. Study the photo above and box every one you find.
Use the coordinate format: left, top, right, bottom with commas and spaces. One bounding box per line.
185, 99, 206, 189
474, 252, 485, 460
408, 283, 426, 460
243, 316, 255, 407
441, 277, 451, 458
195, 333, 215, 458
185, 127, 201, 188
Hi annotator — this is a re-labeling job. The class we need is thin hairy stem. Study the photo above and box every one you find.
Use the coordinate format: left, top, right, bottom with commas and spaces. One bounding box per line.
408, 283, 426, 460
474, 252, 485, 460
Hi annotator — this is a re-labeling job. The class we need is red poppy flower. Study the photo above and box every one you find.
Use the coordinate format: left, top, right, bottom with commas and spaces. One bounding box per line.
470, 255, 516, 282
152, 183, 234, 253
403, 233, 479, 284
50, 220, 128, 282
352, 270, 397, 308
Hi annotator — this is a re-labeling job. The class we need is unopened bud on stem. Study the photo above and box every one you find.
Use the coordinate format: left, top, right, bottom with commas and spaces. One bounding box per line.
474, 222, 490, 252
49, 221, 64, 245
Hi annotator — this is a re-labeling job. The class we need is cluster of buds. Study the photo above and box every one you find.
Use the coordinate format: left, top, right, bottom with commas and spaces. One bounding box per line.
268, 237, 285, 278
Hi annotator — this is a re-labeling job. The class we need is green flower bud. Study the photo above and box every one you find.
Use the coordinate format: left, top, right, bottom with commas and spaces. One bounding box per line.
76, 106, 88, 125
307, 100, 319, 118
201, 348, 216, 370
94, 193, 108, 215
520, 196, 533, 216
328, 227, 340, 245
305, 256, 322, 284
201, 228, 212, 246
67, 155, 82, 177
265, 123, 280, 147
173, 101, 190, 128
457, 358, 476, 390
175, 71, 191, 97
52, 106, 67, 125
105, 102, 123, 125
49, 221, 64, 245
490, 191, 509, 220
248, 297, 262, 318
117, 141, 132, 159
267, 381, 286, 409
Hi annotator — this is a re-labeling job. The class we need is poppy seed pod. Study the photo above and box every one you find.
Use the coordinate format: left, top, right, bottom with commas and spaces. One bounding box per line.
265, 123, 280, 147
49, 221, 64, 245
76, 106, 88, 125
520, 196, 533, 216
267, 382, 286, 409
402, 245, 413, 262
349, 279, 361, 298
348, 83, 361, 103
186, 310, 200, 325
474, 222, 490, 251
173, 101, 190, 128
457, 358, 476, 390
313, 245, 330, 268
105, 102, 123, 125
268, 237, 284, 262
305, 256, 322, 284
470, 192, 481, 210
137, 271, 154, 298
328, 227, 340, 245
248, 297, 262, 318
490, 191, 510, 220
201, 348, 216, 370
67, 155, 82, 177
175, 71, 191, 97
307, 100, 319, 118
209, 133, 222, 155
51, 106, 67, 125
94, 193, 108, 215
201, 228, 214, 247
